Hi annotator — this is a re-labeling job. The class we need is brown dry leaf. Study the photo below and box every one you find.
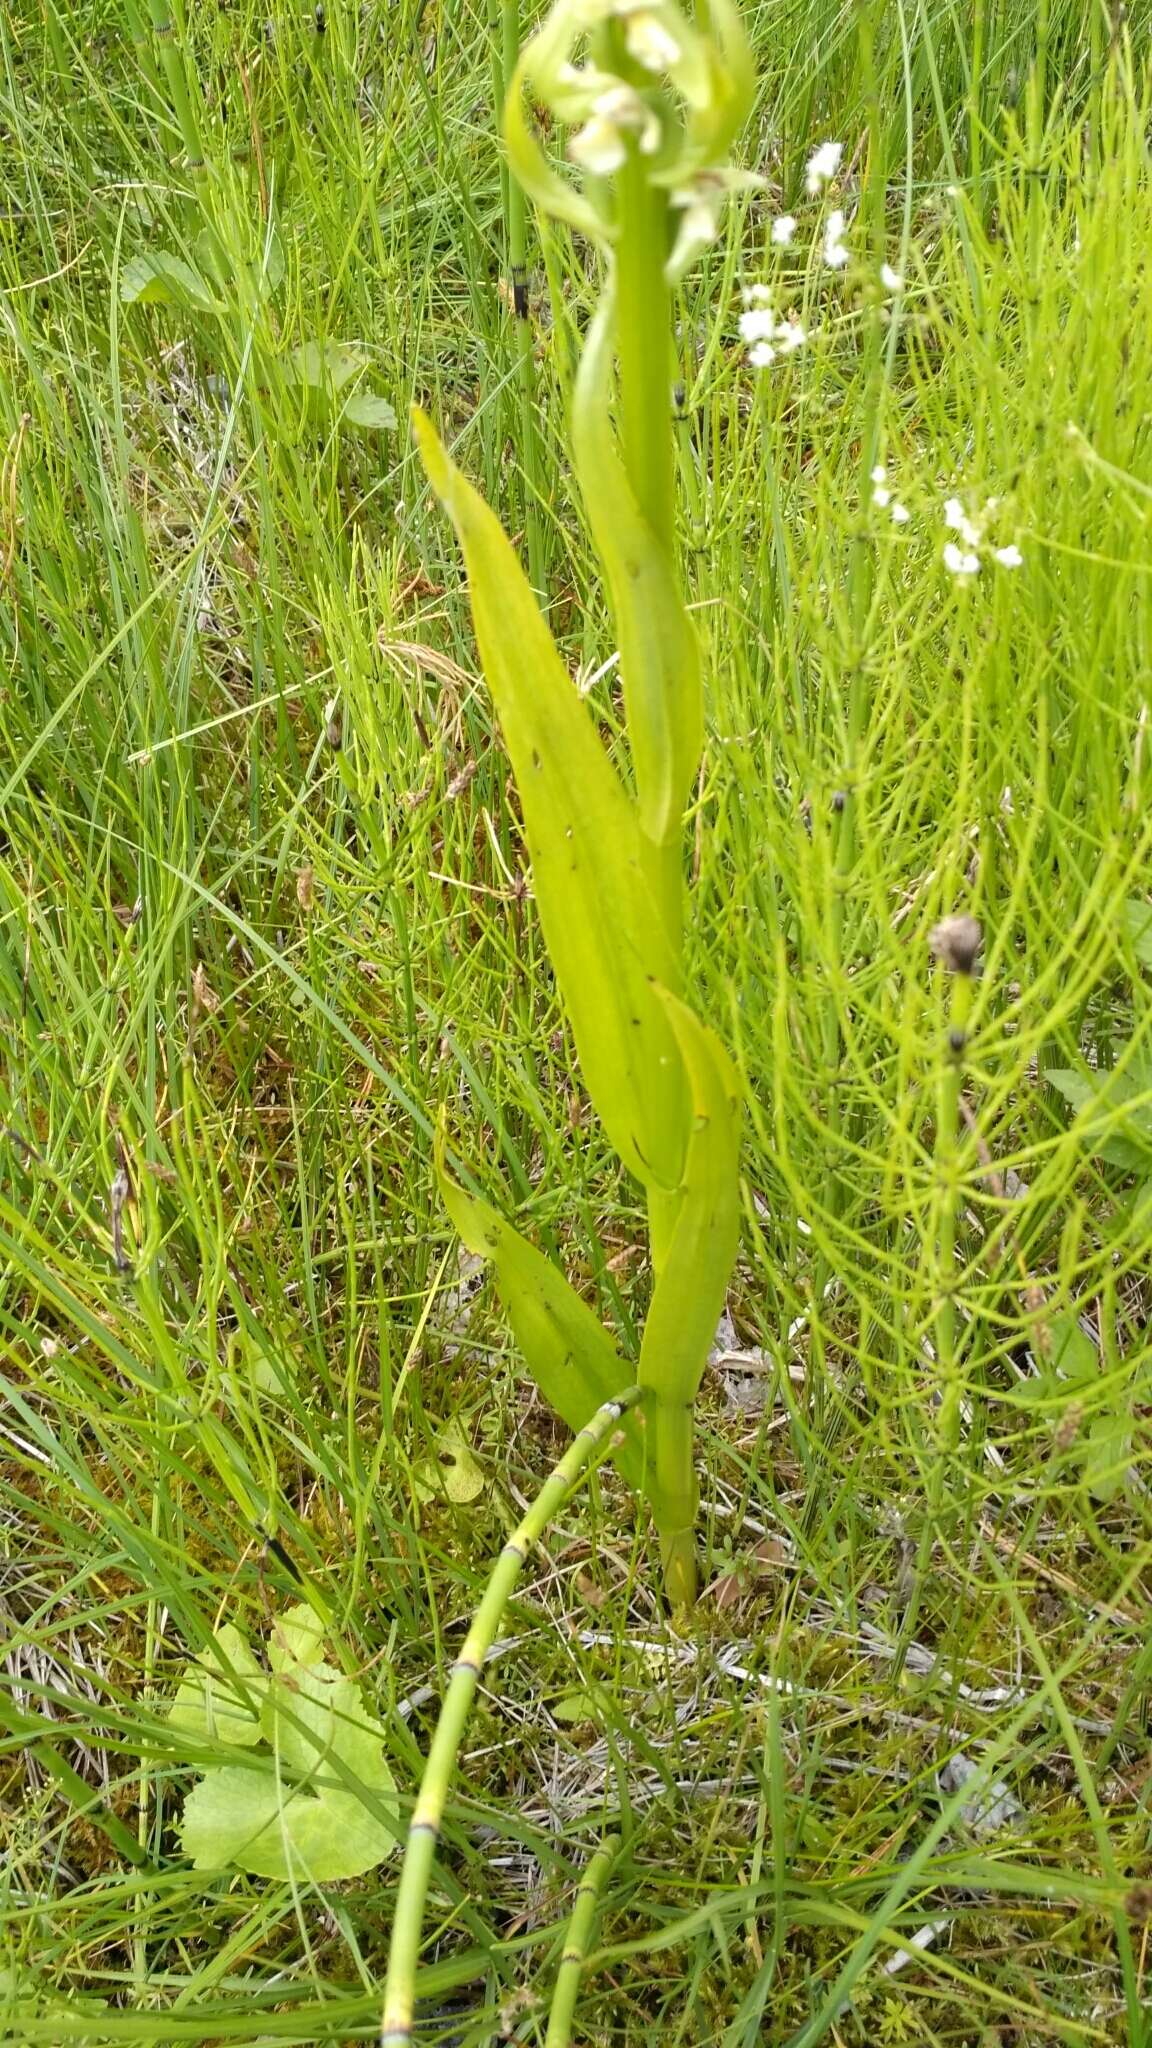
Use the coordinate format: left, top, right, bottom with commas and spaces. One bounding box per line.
574, 1570, 610, 1610
192, 963, 220, 1015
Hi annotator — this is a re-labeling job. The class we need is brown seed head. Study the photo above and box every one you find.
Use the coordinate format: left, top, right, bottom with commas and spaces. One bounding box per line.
930, 913, 982, 976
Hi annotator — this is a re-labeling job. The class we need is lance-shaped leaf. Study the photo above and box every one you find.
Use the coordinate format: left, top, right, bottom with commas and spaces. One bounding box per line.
436, 1126, 647, 1493
414, 411, 686, 1192
638, 994, 741, 1558
571, 292, 702, 856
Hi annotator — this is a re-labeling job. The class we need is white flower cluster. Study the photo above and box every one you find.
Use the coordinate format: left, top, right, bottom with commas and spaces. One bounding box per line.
823, 208, 849, 270
805, 140, 842, 194
742, 141, 906, 368
739, 289, 807, 367
942, 497, 1023, 577
870, 465, 909, 525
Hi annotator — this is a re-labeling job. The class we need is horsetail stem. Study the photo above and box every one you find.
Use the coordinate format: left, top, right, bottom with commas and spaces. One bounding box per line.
141, 0, 205, 170
930, 913, 981, 1466
381, 1387, 644, 2046
544, 1835, 620, 2048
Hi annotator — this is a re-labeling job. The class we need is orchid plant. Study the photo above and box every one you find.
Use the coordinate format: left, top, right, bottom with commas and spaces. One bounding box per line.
416, 0, 754, 1611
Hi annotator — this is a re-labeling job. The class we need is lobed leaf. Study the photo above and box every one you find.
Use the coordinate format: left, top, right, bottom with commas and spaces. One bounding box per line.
285, 338, 365, 392
1119, 897, 1152, 970
180, 1764, 397, 1882
341, 390, 397, 431
167, 1622, 263, 1749
173, 1604, 398, 1883
413, 1418, 486, 1505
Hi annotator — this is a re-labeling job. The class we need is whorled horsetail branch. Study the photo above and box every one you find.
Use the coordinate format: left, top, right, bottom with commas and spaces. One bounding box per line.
381, 1386, 644, 2048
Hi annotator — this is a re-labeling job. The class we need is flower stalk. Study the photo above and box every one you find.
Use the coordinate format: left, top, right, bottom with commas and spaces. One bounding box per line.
613, 145, 675, 559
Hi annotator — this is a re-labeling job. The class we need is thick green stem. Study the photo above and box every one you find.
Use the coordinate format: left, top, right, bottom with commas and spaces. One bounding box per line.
382, 1387, 644, 2047
614, 153, 684, 988
648, 1395, 698, 1608
614, 150, 675, 562
544, 1835, 619, 2048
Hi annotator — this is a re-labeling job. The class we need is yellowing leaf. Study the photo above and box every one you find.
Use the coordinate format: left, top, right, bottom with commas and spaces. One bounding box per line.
413, 1419, 485, 1505
167, 1623, 263, 1749
413, 410, 687, 1194
640, 994, 742, 1401
172, 1606, 398, 1883
180, 1764, 396, 1882
437, 1125, 646, 1494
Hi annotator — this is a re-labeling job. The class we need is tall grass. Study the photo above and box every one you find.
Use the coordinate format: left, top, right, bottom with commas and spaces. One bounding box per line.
2, 0, 1151, 2040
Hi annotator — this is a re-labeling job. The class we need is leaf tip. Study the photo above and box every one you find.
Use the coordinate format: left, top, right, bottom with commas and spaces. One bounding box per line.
410, 407, 452, 501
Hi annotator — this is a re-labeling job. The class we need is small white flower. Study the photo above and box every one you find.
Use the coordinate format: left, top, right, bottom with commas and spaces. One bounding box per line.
805, 140, 843, 195
774, 314, 806, 355
890, 501, 910, 524
742, 282, 773, 307
994, 543, 1023, 568
943, 496, 982, 547
624, 8, 682, 71
943, 541, 980, 577
669, 194, 720, 274
880, 262, 903, 291
872, 484, 892, 508
870, 464, 887, 484
739, 306, 777, 344
771, 213, 798, 246
569, 113, 628, 175
748, 340, 776, 368
823, 209, 849, 269
571, 84, 661, 173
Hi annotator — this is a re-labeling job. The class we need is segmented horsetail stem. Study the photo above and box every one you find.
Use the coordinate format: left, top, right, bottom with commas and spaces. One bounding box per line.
929, 913, 982, 1459
381, 1388, 643, 2047
142, 0, 206, 171
544, 1835, 619, 2048
894, 912, 985, 1675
